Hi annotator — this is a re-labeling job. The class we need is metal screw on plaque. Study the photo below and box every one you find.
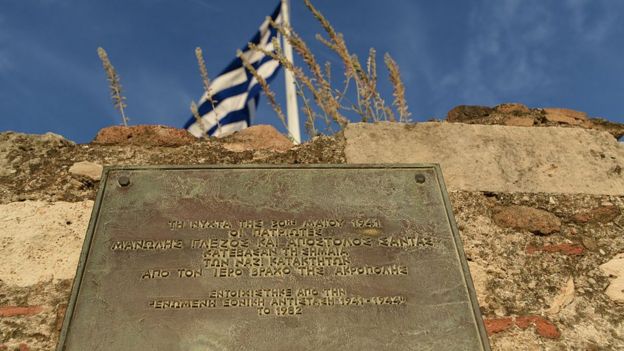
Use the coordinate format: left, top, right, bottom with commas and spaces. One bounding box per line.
415, 174, 426, 184
118, 175, 130, 187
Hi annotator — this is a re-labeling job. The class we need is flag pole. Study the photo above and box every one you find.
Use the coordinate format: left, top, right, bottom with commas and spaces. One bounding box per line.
281, 0, 302, 144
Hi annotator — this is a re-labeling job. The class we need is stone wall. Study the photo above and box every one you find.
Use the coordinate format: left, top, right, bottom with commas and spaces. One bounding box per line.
0, 126, 344, 350
1, 122, 623, 350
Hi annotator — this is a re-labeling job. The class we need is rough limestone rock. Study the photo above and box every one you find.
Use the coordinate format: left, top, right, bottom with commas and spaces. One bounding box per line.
0, 132, 74, 178
503, 116, 534, 127
590, 118, 624, 139
0, 131, 343, 205
93, 125, 196, 146
543, 108, 592, 128
221, 125, 293, 152
2, 123, 624, 350
0, 201, 93, 286
546, 277, 575, 315
494, 103, 532, 115
572, 203, 620, 224
446, 103, 624, 139
1, 280, 72, 350
467, 261, 488, 304
447, 103, 542, 127
68, 161, 103, 181
492, 205, 561, 235
447, 105, 495, 122
344, 122, 624, 195
452, 191, 624, 350
600, 253, 624, 303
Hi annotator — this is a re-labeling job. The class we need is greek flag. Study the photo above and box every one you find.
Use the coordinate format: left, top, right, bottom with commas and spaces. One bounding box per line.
184, 4, 283, 137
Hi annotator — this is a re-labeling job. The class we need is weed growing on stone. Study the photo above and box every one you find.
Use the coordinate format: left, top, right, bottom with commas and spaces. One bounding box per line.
245, 0, 411, 137
190, 47, 219, 135
238, 50, 289, 134
97, 47, 129, 126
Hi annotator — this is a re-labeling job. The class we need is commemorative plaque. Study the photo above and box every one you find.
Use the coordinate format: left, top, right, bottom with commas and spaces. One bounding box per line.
58, 165, 490, 350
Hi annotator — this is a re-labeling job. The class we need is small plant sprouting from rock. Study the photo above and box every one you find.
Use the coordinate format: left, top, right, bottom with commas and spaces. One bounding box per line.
195, 47, 212, 100
238, 50, 290, 136
384, 53, 410, 122
190, 101, 203, 131
191, 47, 219, 135
246, 0, 411, 137
97, 47, 129, 126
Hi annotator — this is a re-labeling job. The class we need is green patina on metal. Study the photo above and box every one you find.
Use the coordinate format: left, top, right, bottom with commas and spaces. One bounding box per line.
57, 165, 490, 351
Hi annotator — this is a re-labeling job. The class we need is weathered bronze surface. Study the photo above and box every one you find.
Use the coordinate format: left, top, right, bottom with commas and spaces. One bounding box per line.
58, 165, 490, 350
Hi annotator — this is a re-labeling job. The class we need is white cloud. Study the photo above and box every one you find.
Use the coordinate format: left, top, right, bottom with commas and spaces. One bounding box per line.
0, 15, 10, 72
0, 51, 11, 72
446, 0, 558, 103
129, 67, 197, 125
565, 0, 618, 43
441, 0, 619, 107
387, 3, 436, 95
2, 34, 116, 123
188, 0, 222, 12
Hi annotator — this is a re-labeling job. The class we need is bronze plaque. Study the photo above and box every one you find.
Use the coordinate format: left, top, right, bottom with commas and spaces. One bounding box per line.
58, 165, 490, 351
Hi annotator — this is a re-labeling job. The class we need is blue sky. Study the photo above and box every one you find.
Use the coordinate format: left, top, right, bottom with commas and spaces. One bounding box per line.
0, 0, 622, 143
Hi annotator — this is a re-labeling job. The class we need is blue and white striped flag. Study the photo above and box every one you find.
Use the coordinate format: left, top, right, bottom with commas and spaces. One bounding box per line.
184, 4, 283, 137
